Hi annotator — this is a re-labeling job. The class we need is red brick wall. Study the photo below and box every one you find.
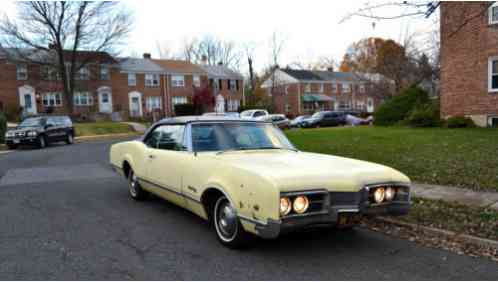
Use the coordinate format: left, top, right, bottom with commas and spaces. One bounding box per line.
440, 2, 498, 126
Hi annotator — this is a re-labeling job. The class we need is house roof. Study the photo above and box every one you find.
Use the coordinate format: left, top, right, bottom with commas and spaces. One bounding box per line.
0, 48, 117, 64
280, 68, 323, 81
198, 64, 243, 79
118, 57, 164, 73
152, 59, 206, 74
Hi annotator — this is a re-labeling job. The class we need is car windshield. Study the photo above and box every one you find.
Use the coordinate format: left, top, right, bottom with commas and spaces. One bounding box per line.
240, 111, 253, 117
191, 122, 295, 152
311, 112, 323, 118
19, 117, 45, 127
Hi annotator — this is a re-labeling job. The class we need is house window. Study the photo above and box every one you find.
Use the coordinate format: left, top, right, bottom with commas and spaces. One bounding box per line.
145, 74, 160, 87
218, 79, 223, 90
285, 85, 289, 95
359, 84, 366, 93
77, 67, 90, 80
17, 64, 28, 80
42, 93, 62, 107
229, 80, 237, 91
41, 66, 59, 80
128, 73, 136, 86
74, 92, 93, 106
285, 104, 291, 112
489, 2, 498, 25
304, 83, 311, 93
172, 96, 187, 106
342, 83, 351, 93
332, 83, 337, 93
319, 83, 324, 93
146, 96, 162, 111
488, 57, 498, 92
100, 66, 110, 80
172, 75, 185, 87
227, 99, 240, 111
193, 75, 201, 87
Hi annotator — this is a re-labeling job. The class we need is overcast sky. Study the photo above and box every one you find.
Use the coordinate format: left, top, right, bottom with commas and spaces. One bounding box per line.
0, 0, 437, 74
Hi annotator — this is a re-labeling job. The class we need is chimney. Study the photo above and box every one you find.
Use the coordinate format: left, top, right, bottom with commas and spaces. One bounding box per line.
327, 67, 334, 72
201, 55, 208, 65
143, 53, 151, 59
48, 43, 56, 49
217, 61, 223, 66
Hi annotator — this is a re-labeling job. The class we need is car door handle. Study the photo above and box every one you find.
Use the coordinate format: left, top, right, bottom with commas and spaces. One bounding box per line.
148, 155, 156, 159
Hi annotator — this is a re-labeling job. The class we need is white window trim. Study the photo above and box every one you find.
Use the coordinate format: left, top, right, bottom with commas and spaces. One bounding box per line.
74, 92, 94, 106
17, 64, 28, 80
77, 67, 90, 80
319, 83, 324, 93
489, 2, 498, 25
146, 96, 162, 111
145, 74, 160, 87
172, 75, 185, 88
304, 83, 311, 93
128, 73, 137, 86
100, 66, 110, 80
42, 93, 63, 107
488, 57, 498, 92
193, 75, 201, 87
172, 96, 188, 106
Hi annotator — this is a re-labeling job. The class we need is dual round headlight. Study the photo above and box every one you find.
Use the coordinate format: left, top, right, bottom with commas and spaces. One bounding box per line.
373, 187, 396, 203
27, 131, 37, 137
280, 196, 310, 216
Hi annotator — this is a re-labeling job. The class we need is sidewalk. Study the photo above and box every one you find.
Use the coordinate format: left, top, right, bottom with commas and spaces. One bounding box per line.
121, 122, 147, 133
412, 183, 498, 210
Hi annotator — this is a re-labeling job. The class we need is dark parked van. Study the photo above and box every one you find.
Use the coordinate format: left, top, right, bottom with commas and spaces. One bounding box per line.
5, 115, 75, 149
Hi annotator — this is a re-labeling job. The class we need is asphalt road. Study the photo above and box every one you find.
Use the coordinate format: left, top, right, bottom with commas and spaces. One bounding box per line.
0, 139, 496, 280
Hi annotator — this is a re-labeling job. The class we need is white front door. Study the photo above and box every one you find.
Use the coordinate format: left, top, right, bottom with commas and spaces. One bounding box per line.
215, 94, 225, 113
18, 86, 37, 115
129, 92, 143, 117
367, 98, 374, 113
98, 92, 113, 113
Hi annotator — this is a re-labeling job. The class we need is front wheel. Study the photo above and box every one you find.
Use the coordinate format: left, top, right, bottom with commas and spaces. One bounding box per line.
213, 196, 250, 249
66, 132, 74, 145
128, 169, 147, 201
37, 135, 47, 149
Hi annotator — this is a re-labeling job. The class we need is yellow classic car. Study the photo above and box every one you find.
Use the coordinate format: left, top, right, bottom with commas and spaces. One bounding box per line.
110, 116, 411, 248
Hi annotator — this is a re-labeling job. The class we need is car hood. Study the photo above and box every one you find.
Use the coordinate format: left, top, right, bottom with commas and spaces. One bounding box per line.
211, 150, 410, 192
9, 126, 42, 133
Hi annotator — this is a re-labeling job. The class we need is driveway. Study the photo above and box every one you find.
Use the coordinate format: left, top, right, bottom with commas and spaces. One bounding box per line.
0, 139, 496, 280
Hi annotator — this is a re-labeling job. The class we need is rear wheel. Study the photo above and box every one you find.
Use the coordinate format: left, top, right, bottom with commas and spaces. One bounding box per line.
128, 169, 147, 201
213, 196, 250, 249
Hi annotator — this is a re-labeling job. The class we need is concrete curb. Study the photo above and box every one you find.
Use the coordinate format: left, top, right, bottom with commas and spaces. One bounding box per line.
75, 132, 141, 142
377, 216, 498, 250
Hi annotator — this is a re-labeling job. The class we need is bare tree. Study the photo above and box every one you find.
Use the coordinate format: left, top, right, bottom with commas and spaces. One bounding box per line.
156, 40, 180, 60
268, 31, 285, 68
180, 35, 242, 70
0, 1, 132, 113
243, 42, 257, 94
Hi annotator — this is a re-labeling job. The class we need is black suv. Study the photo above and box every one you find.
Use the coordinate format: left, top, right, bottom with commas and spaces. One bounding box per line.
301, 111, 347, 128
5, 115, 75, 150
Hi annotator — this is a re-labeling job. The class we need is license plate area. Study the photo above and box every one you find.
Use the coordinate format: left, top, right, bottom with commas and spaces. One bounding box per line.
338, 212, 362, 226
13, 139, 20, 144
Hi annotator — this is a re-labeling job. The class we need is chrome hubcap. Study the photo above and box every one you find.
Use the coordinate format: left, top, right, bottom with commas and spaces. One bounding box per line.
129, 172, 138, 197
215, 198, 237, 242
40, 137, 45, 147
68, 134, 73, 143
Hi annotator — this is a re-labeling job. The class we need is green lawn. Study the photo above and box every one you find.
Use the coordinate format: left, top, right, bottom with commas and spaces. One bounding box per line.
74, 122, 135, 137
285, 126, 498, 192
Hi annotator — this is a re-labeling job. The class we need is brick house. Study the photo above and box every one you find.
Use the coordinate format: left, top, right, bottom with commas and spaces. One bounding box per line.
440, 1, 498, 127
198, 64, 245, 113
0, 48, 118, 119
0, 49, 244, 120
261, 68, 383, 117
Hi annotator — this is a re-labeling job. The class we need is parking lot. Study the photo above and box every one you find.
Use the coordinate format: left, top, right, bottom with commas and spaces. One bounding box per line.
0, 138, 496, 280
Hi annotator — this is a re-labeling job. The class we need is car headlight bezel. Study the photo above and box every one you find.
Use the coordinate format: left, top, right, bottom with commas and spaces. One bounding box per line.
5, 131, 14, 137
293, 195, 309, 214
373, 187, 386, 204
280, 197, 292, 216
385, 187, 396, 201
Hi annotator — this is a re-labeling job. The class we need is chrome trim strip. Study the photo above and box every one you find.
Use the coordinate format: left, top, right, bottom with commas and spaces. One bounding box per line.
138, 177, 202, 204
280, 189, 329, 196
238, 214, 271, 226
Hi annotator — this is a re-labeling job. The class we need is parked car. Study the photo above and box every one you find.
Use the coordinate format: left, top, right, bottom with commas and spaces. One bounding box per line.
203, 112, 240, 118
5, 115, 75, 150
300, 111, 347, 128
240, 109, 269, 120
110, 116, 411, 248
290, 115, 310, 128
263, 114, 290, 130
345, 114, 373, 126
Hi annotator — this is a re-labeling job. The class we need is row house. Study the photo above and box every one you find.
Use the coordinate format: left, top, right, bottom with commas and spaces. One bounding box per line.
440, 2, 498, 127
0, 48, 118, 118
0, 49, 244, 120
262, 68, 383, 117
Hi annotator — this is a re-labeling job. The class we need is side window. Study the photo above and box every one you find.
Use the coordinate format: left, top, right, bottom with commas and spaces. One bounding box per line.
146, 125, 185, 151
254, 111, 265, 118
46, 117, 57, 126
